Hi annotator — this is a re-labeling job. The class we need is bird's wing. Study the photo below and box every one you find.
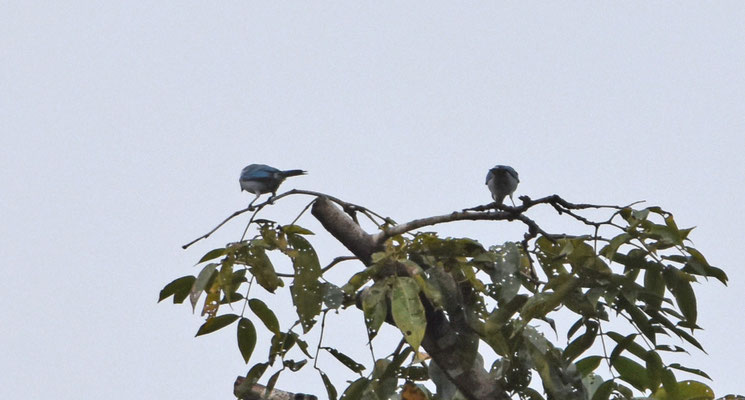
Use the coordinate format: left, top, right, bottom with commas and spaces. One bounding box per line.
501, 166, 519, 182
240, 164, 279, 181
485, 169, 494, 184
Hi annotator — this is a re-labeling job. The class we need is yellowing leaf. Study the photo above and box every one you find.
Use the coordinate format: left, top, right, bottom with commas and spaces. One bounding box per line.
402, 382, 428, 400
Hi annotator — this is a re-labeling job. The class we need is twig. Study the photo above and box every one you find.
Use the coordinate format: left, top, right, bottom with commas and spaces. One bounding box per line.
275, 256, 358, 278
374, 194, 631, 245
313, 311, 329, 370
182, 207, 252, 249
182, 189, 391, 249
322, 256, 358, 273
290, 199, 315, 226
241, 208, 265, 242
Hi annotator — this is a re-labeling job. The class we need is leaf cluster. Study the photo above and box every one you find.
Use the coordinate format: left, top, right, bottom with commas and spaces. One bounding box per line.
161, 202, 730, 400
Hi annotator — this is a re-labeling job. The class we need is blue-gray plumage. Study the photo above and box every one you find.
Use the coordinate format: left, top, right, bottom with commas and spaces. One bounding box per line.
240, 164, 306, 209
485, 165, 519, 206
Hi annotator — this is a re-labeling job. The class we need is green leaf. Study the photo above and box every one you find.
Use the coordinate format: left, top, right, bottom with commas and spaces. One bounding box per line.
391, 277, 427, 350
576, 356, 603, 377
660, 306, 685, 320
490, 242, 523, 303
563, 321, 598, 362
567, 318, 585, 340
601, 233, 632, 261
249, 298, 280, 335
220, 292, 244, 305
286, 233, 323, 333
678, 380, 714, 400
483, 312, 511, 357
653, 379, 716, 400
522, 388, 547, 400
269, 332, 297, 364
411, 268, 445, 309
319, 371, 338, 400
673, 327, 705, 353
591, 380, 615, 400
362, 281, 389, 339
609, 333, 639, 363
668, 363, 711, 380
643, 214, 684, 247
368, 367, 398, 399
159, 276, 196, 303
521, 326, 585, 399
644, 268, 666, 311
281, 224, 314, 235
237, 318, 256, 363
295, 336, 312, 358
323, 347, 366, 373
619, 298, 656, 345
341, 262, 385, 295
685, 247, 728, 285
615, 382, 634, 399
521, 274, 579, 323
625, 208, 650, 225
198, 247, 227, 263
665, 269, 698, 326
655, 344, 688, 354
646, 350, 664, 391
234, 362, 269, 398
648, 310, 706, 352
399, 366, 428, 381
231, 268, 248, 283
283, 359, 307, 371
321, 282, 345, 309
246, 362, 269, 384
195, 313, 239, 336
660, 368, 680, 399
379, 347, 412, 381
265, 370, 282, 394
340, 377, 371, 400
607, 332, 647, 360
612, 356, 649, 391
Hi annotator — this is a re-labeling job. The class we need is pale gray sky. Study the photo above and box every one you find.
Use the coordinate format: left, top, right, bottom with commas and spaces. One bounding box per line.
2, 2, 744, 399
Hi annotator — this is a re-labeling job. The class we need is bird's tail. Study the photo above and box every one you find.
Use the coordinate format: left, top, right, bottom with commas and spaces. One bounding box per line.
281, 169, 307, 177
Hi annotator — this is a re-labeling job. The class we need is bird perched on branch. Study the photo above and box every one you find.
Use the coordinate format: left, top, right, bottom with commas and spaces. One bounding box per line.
239, 164, 306, 209
486, 165, 519, 206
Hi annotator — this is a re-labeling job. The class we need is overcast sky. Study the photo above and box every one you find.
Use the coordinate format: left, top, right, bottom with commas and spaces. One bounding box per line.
2, 2, 745, 399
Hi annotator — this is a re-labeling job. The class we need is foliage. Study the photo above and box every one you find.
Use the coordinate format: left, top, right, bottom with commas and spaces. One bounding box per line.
160, 191, 731, 400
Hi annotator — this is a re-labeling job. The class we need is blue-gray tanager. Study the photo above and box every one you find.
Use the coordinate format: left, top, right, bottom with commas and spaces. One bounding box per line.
239, 164, 306, 209
486, 165, 519, 206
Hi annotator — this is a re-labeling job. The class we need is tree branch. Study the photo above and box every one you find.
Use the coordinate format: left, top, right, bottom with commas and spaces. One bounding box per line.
311, 197, 380, 265
182, 207, 252, 249
372, 210, 509, 244
373, 194, 630, 245
183, 188, 392, 250
311, 197, 509, 400
234, 379, 317, 400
